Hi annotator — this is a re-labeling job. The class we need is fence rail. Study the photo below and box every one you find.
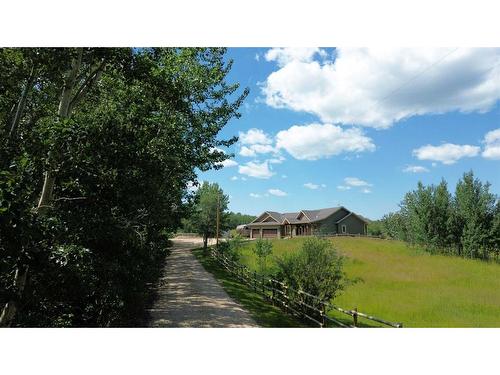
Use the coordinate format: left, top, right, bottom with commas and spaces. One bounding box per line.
209, 248, 403, 328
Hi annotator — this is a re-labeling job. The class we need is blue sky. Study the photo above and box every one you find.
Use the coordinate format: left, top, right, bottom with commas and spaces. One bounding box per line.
199, 48, 500, 219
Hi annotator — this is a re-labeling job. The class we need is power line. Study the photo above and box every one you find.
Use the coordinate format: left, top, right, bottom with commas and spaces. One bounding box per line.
378, 47, 460, 104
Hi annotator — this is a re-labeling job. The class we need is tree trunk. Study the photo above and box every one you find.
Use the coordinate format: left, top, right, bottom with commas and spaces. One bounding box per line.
37, 49, 82, 212
0, 265, 29, 327
8, 65, 35, 139
203, 233, 208, 250
0, 50, 84, 327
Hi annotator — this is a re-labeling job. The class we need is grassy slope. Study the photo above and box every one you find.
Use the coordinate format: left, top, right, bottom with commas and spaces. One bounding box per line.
238, 237, 500, 327
191, 248, 305, 327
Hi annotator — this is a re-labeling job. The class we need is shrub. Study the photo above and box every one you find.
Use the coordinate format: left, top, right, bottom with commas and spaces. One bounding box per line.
217, 234, 244, 262
252, 239, 273, 274
275, 237, 347, 309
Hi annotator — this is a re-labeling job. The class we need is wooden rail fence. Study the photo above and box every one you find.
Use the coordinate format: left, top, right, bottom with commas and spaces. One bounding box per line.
210, 248, 403, 328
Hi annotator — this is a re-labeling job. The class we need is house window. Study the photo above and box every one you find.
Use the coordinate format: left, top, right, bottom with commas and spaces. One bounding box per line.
341, 225, 347, 234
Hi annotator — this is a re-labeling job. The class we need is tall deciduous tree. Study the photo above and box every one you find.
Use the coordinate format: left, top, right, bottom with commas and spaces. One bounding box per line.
0, 48, 247, 326
187, 182, 229, 250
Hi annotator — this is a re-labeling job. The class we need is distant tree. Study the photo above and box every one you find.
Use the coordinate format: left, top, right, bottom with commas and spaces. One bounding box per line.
367, 220, 383, 236
382, 170, 498, 261
226, 212, 256, 230
187, 182, 229, 250
381, 212, 408, 240
453, 171, 497, 258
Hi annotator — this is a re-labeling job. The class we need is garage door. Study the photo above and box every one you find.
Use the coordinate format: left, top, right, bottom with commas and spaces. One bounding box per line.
251, 229, 260, 238
262, 228, 278, 238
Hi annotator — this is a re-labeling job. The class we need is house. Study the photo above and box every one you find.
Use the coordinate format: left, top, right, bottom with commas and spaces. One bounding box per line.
246, 206, 369, 239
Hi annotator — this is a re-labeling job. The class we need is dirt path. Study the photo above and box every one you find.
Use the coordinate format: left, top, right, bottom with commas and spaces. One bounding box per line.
147, 238, 258, 327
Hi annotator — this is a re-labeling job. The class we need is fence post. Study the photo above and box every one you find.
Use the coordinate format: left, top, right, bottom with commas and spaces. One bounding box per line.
352, 307, 358, 327
271, 280, 275, 305
321, 303, 326, 328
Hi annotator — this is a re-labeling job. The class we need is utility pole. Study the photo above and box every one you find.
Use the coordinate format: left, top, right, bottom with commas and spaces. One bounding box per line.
215, 192, 220, 251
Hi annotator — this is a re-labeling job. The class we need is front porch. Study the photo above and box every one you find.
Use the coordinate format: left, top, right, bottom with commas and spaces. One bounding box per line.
283, 223, 314, 237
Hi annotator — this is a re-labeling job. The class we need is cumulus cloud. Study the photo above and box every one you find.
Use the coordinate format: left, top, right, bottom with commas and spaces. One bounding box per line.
239, 128, 272, 145
220, 159, 238, 168
344, 177, 373, 187
238, 160, 275, 179
239, 143, 277, 157
403, 165, 430, 173
361, 188, 372, 194
249, 193, 262, 198
482, 128, 500, 159
275, 123, 375, 160
265, 47, 327, 67
263, 48, 500, 128
268, 156, 285, 164
268, 188, 287, 196
413, 143, 480, 164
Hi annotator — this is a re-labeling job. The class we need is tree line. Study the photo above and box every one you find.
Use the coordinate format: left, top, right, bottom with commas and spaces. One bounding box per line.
0, 48, 247, 326
373, 171, 500, 260
180, 181, 255, 248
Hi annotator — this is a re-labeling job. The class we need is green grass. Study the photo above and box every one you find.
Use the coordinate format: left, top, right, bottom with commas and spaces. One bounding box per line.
238, 237, 500, 328
191, 247, 305, 327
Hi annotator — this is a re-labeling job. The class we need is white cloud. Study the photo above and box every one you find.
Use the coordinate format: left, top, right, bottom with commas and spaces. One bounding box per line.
268, 188, 287, 197
304, 182, 326, 190
361, 188, 372, 194
262, 48, 500, 128
413, 143, 480, 164
220, 159, 238, 168
239, 143, 277, 157
255, 53, 260, 62
268, 156, 285, 164
249, 193, 262, 198
265, 47, 327, 67
239, 128, 272, 145
276, 123, 375, 160
230, 176, 239, 181
337, 185, 351, 191
282, 175, 288, 179
238, 160, 275, 179
482, 128, 500, 159
239, 146, 256, 157
403, 165, 430, 173
344, 177, 372, 187
304, 182, 319, 189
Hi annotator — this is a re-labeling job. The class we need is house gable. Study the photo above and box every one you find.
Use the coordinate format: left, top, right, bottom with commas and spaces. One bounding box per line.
314, 207, 351, 234
263, 216, 278, 223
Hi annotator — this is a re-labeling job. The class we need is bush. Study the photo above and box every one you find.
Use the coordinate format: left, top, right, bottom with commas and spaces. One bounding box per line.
218, 234, 244, 262
275, 237, 347, 309
252, 239, 273, 274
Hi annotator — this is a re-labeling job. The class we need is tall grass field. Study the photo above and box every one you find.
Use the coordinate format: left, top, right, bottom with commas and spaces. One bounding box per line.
238, 237, 500, 327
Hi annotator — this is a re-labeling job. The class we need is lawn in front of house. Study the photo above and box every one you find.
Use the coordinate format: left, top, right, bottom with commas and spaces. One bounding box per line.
238, 237, 500, 327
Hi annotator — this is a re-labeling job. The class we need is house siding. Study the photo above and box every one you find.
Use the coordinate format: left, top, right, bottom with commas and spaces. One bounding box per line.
338, 214, 366, 235
314, 208, 350, 234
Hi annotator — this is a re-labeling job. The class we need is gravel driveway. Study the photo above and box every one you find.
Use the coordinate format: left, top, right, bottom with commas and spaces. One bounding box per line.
147, 238, 258, 328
